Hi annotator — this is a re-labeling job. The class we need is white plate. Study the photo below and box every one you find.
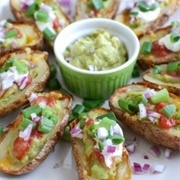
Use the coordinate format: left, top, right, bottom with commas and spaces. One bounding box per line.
0, 1, 180, 180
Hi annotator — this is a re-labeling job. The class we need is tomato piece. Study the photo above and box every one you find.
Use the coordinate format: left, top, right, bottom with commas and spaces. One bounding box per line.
94, 148, 105, 164
46, 97, 56, 107
159, 115, 177, 129
30, 130, 44, 140
53, 18, 60, 29
26, 74, 32, 87
156, 102, 167, 113
85, 118, 94, 127
33, 96, 55, 107
13, 137, 30, 160
152, 41, 170, 57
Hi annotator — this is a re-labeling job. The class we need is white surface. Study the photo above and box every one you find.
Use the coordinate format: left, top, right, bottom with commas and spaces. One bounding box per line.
0, 1, 180, 180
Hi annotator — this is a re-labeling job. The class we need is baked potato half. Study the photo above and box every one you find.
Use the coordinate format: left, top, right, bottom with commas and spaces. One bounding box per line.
0, 91, 72, 175
10, 0, 70, 47
70, 107, 132, 180
138, 23, 180, 69
142, 61, 180, 96
75, 0, 120, 20
115, 0, 179, 37
109, 82, 180, 150
0, 20, 43, 56
0, 48, 50, 116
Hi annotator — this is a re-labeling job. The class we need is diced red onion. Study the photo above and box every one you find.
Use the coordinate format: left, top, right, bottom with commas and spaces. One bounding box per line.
31, 113, 41, 122
107, 145, 116, 153
28, 93, 38, 102
164, 148, 172, 159
144, 155, 149, 159
150, 145, 161, 157
70, 125, 83, 139
125, 143, 136, 153
59, 0, 71, 6
152, 164, 165, 173
133, 162, 143, 174
142, 163, 150, 172
19, 76, 29, 89
19, 123, 33, 141
40, 3, 52, 12
138, 103, 147, 118
143, 88, 156, 99
1, 72, 14, 90
147, 110, 161, 119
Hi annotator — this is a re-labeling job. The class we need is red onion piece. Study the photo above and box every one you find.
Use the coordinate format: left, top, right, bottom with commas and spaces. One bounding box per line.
150, 145, 161, 157
19, 123, 33, 141
133, 162, 143, 174
28, 93, 38, 102
142, 163, 150, 172
164, 148, 172, 159
70, 125, 83, 138
59, 0, 71, 7
143, 88, 156, 99
144, 155, 149, 159
138, 103, 147, 118
152, 164, 165, 173
107, 145, 116, 153
125, 143, 136, 153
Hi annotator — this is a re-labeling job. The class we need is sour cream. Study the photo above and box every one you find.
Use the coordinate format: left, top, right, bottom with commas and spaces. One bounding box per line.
158, 34, 180, 52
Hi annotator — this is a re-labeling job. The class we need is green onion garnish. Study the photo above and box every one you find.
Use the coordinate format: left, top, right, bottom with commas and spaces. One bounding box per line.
83, 99, 105, 112
89, 0, 104, 10
25, 3, 38, 17
49, 64, 57, 78
140, 41, 152, 54
153, 65, 162, 74
22, 105, 41, 118
88, 124, 99, 137
132, 64, 140, 78
0, 125, 3, 135
150, 89, 170, 104
35, 10, 49, 22
109, 134, 124, 145
118, 99, 138, 114
47, 78, 61, 90
175, 110, 180, 119
72, 104, 86, 116
43, 27, 56, 40
5, 29, 18, 39
161, 104, 176, 119
137, 1, 158, 12
38, 117, 54, 133
98, 117, 116, 129
19, 117, 35, 130
97, 112, 117, 122
166, 61, 180, 73
130, 11, 139, 16
170, 33, 180, 43
61, 126, 71, 141
13, 59, 28, 74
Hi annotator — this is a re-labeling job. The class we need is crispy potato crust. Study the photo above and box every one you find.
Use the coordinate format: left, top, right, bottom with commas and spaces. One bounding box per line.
0, 91, 72, 175
109, 82, 180, 150
0, 48, 50, 116
70, 107, 132, 180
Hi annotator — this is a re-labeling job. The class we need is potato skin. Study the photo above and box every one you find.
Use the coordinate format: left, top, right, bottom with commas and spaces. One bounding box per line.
70, 107, 132, 180
0, 91, 72, 175
0, 48, 50, 116
138, 26, 180, 70
75, 0, 120, 20
115, 0, 179, 37
0, 22, 43, 56
109, 82, 180, 150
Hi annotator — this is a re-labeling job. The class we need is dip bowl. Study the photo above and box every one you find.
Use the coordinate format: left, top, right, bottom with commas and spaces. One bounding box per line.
54, 18, 140, 100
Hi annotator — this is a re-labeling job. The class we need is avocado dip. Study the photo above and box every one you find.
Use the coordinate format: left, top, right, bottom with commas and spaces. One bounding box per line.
63, 29, 127, 71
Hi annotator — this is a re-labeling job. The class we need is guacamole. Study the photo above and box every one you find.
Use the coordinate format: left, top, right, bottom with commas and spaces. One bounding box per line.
63, 29, 127, 71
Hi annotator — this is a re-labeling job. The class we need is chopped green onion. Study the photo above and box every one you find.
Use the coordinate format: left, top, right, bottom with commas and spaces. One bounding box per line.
59, 88, 72, 96
1, 57, 14, 72
137, 1, 158, 12
132, 64, 140, 78
170, 33, 180, 43
13, 59, 28, 74
89, 0, 104, 10
5, 29, 18, 39
88, 124, 99, 137
49, 64, 57, 78
19, 117, 35, 130
38, 117, 54, 133
97, 112, 117, 122
150, 89, 170, 104
0, 125, 3, 135
130, 11, 139, 16
47, 78, 61, 90
166, 61, 180, 73
25, 2, 38, 17
98, 139, 104, 151
171, 21, 180, 28
175, 110, 180, 119
22, 105, 41, 118
153, 65, 162, 74
118, 99, 138, 114
98, 117, 116, 129
72, 104, 86, 116
140, 41, 152, 54
35, 10, 49, 22
161, 104, 176, 118
83, 99, 105, 111
109, 134, 124, 145
61, 126, 71, 141
43, 27, 56, 40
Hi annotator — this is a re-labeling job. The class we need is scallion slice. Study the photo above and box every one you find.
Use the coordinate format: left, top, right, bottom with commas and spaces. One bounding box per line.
88, 124, 99, 137
109, 134, 124, 145
25, 3, 37, 17
150, 89, 170, 104
175, 110, 180, 119
43, 27, 56, 40
72, 104, 86, 116
49, 64, 57, 78
47, 78, 61, 90
38, 117, 54, 133
153, 65, 162, 74
161, 104, 176, 118
83, 99, 105, 111
90, 0, 104, 10
97, 112, 117, 122
22, 105, 41, 118
0, 125, 3, 135
5, 29, 18, 39
130, 11, 138, 16
170, 33, 180, 43
137, 1, 158, 12
166, 61, 180, 73
140, 41, 152, 54
98, 117, 116, 129
20, 117, 35, 130
35, 10, 49, 22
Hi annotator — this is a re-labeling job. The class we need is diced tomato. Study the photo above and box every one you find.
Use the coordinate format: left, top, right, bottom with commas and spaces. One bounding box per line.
53, 18, 60, 29
13, 137, 30, 160
159, 115, 177, 129
152, 41, 170, 57
26, 74, 32, 87
30, 129, 44, 140
33, 96, 56, 107
94, 148, 105, 164
156, 102, 168, 113
85, 118, 94, 127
